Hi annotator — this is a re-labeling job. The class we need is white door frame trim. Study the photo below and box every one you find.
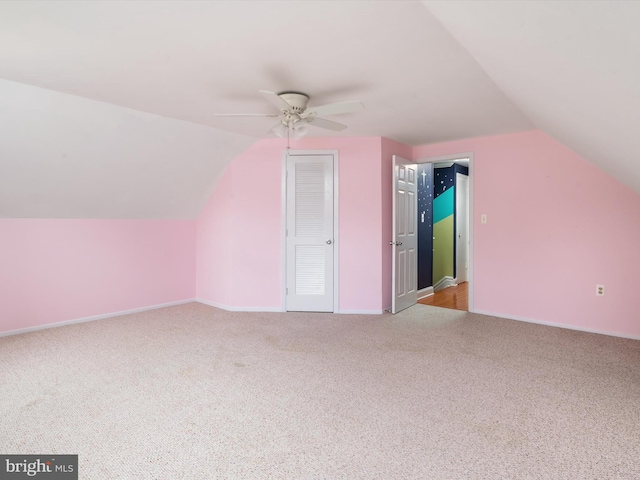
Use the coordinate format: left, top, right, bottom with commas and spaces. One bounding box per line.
281, 150, 339, 312
415, 152, 474, 313
454, 172, 469, 285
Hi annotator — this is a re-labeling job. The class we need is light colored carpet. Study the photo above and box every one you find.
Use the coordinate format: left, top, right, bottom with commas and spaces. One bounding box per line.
1, 302, 639, 479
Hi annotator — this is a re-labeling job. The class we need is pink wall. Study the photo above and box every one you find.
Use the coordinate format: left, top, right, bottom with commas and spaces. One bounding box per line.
196, 137, 386, 312
0, 219, 196, 334
413, 130, 640, 337
196, 140, 283, 309
5, 130, 637, 338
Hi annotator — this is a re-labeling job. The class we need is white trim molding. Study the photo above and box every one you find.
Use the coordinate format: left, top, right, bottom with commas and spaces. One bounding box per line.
433, 276, 456, 292
198, 299, 384, 315
196, 298, 282, 312
0, 299, 196, 338
474, 309, 640, 341
418, 286, 434, 300
337, 309, 386, 315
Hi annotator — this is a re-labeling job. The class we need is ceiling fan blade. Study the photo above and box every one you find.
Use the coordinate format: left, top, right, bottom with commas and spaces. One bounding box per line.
305, 117, 347, 131
212, 113, 279, 117
259, 90, 292, 111
304, 101, 364, 117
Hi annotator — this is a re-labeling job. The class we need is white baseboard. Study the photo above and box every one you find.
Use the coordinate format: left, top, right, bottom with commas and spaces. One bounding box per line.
418, 287, 434, 300
473, 309, 640, 341
196, 298, 283, 312
197, 298, 385, 315
337, 309, 385, 315
433, 276, 455, 292
0, 299, 196, 338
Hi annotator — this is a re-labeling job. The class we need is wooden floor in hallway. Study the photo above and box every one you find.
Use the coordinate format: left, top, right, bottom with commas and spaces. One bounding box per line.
418, 282, 468, 311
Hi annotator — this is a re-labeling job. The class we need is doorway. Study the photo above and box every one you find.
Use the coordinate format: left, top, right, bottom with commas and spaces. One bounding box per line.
418, 282, 469, 310
392, 153, 473, 313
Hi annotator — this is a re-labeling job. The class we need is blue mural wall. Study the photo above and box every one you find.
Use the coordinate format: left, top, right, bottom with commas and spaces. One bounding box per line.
453, 164, 469, 180
434, 166, 456, 199
433, 165, 456, 286
417, 163, 433, 290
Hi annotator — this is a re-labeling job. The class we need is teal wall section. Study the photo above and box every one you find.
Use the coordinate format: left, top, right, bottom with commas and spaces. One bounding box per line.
433, 187, 454, 224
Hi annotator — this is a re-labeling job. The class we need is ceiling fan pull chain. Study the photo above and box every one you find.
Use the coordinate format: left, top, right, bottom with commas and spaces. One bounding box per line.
286, 121, 291, 150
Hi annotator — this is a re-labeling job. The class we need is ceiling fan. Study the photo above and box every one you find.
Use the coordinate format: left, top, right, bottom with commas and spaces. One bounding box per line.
214, 90, 365, 139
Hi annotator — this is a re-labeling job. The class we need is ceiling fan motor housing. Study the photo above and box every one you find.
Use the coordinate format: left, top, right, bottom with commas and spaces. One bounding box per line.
278, 92, 309, 114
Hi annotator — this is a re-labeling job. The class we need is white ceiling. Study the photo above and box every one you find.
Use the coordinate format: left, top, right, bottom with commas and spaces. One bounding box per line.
0, 1, 638, 218
425, 0, 640, 194
0, 0, 531, 145
0, 78, 253, 218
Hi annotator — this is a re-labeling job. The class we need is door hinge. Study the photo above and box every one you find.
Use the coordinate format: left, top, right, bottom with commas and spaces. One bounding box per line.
286, 287, 288, 295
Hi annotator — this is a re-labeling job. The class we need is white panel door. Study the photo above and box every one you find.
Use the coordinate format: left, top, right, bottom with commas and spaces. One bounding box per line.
286, 154, 334, 312
456, 173, 469, 283
392, 156, 418, 314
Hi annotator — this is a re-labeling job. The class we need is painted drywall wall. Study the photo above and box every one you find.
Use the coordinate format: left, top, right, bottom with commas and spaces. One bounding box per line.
3, 129, 635, 338
197, 136, 388, 312
0, 219, 196, 334
430, 163, 469, 285
413, 130, 640, 338
196, 139, 283, 310
432, 213, 454, 286
417, 163, 434, 290
432, 166, 456, 285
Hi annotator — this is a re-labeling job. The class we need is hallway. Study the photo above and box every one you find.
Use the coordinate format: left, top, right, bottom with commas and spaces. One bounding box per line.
418, 282, 468, 311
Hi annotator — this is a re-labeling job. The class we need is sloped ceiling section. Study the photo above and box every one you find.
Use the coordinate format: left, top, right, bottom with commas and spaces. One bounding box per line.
0, 1, 531, 146
0, 0, 539, 220
424, 1, 640, 194
0, 79, 253, 218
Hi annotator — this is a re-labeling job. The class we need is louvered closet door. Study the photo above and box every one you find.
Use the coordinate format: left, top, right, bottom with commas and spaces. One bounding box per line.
286, 154, 334, 312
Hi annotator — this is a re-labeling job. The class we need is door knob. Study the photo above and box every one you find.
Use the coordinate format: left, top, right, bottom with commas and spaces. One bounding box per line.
326, 239, 332, 245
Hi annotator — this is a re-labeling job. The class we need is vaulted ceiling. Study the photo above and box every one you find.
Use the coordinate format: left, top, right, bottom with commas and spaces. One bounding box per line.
425, 0, 640, 198
0, 1, 638, 218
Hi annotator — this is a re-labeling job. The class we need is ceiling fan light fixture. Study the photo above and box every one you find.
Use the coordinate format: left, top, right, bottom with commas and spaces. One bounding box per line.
292, 120, 309, 140
271, 121, 289, 138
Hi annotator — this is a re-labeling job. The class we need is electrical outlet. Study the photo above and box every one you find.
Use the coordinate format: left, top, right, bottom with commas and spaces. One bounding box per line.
596, 284, 605, 296
481, 214, 487, 224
